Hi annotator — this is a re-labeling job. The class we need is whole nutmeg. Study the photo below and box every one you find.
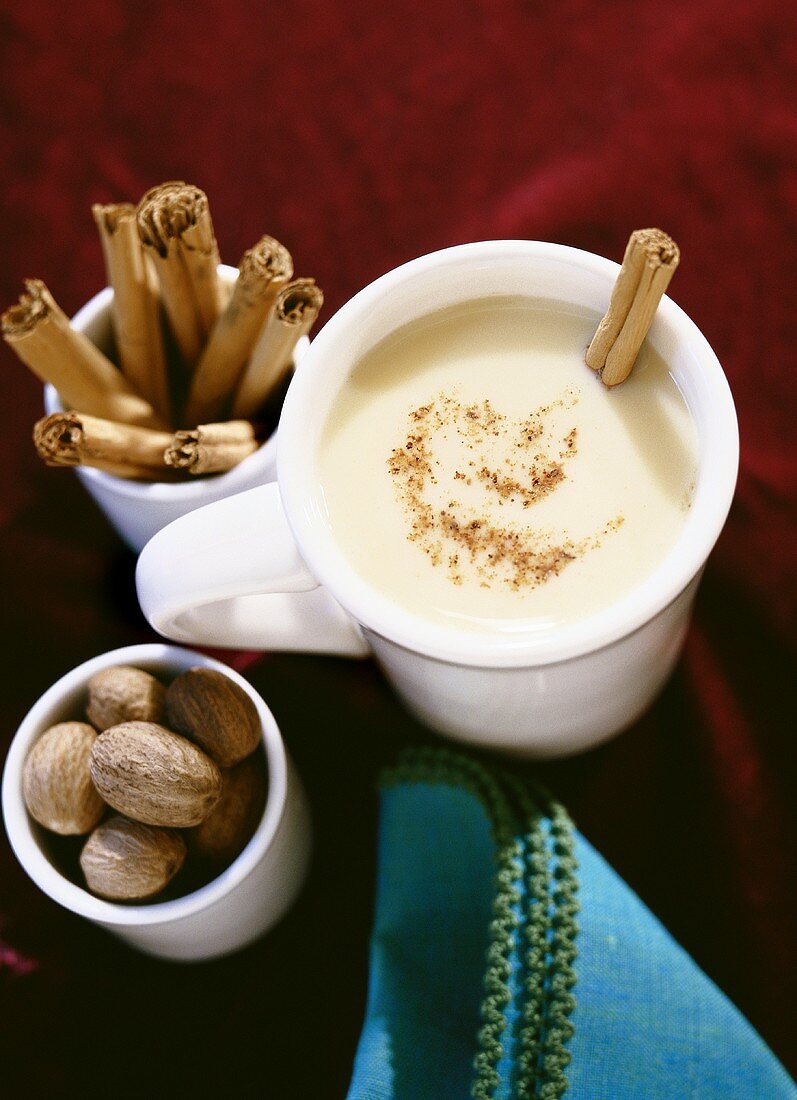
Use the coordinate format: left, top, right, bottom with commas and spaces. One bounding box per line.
165, 668, 261, 767
23, 722, 106, 835
80, 815, 186, 900
190, 754, 267, 863
90, 721, 222, 828
86, 666, 166, 731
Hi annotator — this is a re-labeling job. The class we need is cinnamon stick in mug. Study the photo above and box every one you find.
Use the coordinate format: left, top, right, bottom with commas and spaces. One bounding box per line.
3, 280, 163, 429
231, 279, 323, 420
184, 235, 294, 425
34, 411, 173, 479
585, 228, 679, 387
136, 181, 223, 369
93, 202, 171, 421
165, 420, 258, 476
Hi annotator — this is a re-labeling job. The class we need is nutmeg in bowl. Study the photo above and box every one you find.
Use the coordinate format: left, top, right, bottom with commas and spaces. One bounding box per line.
2, 643, 310, 961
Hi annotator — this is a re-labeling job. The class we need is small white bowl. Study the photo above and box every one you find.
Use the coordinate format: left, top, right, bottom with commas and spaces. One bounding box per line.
45, 264, 309, 552
1, 643, 311, 961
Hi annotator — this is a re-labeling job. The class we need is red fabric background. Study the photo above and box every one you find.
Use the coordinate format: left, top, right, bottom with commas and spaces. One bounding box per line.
1, 1, 795, 1093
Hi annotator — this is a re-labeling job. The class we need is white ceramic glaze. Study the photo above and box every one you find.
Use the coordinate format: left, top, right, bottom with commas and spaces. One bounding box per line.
1, 644, 311, 960
47, 265, 309, 552
136, 241, 739, 756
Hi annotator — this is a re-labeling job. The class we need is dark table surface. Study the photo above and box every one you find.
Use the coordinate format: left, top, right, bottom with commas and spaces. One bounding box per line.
1, 1, 795, 1094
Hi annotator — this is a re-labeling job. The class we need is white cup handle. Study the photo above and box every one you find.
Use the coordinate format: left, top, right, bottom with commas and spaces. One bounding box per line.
135, 483, 369, 657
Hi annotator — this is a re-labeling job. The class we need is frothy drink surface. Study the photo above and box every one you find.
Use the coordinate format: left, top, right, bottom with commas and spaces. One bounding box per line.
318, 297, 698, 634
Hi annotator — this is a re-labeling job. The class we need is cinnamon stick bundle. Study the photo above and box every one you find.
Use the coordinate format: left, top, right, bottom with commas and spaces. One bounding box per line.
231, 279, 323, 420
136, 181, 223, 369
34, 411, 173, 479
184, 235, 294, 425
164, 420, 258, 476
3, 280, 163, 429
92, 202, 171, 421
585, 228, 679, 387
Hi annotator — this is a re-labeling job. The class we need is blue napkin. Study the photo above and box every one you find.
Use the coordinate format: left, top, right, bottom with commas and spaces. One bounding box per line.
348, 747, 795, 1099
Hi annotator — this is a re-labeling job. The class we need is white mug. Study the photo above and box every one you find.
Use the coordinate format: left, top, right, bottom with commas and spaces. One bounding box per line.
1, 644, 311, 960
46, 265, 308, 552
136, 241, 739, 757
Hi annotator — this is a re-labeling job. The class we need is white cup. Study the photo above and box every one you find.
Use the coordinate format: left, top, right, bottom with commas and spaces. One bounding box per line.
136, 241, 739, 757
1, 644, 311, 960
45, 265, 309, 552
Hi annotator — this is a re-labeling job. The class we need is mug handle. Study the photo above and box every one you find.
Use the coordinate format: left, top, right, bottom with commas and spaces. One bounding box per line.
135, 483, 370, 657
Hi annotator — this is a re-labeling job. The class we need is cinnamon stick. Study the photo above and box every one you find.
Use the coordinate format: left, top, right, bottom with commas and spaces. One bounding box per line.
136, 181, 223, 369
92, 202, 171, 421
585, 228, 679, 387
184, 235, 294, 425
231, 279, 322, 420
3, 280, 164, 429
34, 411, 173, 480
164, 420, 258, 476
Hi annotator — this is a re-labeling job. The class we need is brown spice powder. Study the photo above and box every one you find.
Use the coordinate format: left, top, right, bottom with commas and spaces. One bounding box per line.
388, 388, 621, 590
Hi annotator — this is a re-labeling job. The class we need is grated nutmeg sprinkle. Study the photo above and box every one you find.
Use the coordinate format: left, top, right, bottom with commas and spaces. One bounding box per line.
387, 389, 623, 589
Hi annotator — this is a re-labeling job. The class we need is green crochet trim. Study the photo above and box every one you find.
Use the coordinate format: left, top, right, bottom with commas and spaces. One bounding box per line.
504, 774, 554, 1098
507, 776, 579, 1100
382, 746, 579, 1100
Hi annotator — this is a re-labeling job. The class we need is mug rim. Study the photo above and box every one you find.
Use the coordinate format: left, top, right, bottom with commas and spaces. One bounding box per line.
1, 644, 288, 926
277, 239, 739, 668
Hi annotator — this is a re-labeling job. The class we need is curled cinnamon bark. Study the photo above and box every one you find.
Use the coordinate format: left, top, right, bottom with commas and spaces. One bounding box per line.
231, 278, 322, 419
34, 411, 173, 479
585, 228, 679, 386
3, 280, 163, 428
164, 420, 258, 476
136, 181, 222, 369
184, 235, 293, 425
93, 202, 171, 421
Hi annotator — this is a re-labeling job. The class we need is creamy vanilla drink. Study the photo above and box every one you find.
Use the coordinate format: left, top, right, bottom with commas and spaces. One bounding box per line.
318, 297, 698, 635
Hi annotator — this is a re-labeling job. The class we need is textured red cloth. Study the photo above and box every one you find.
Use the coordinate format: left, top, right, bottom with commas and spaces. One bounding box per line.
0, 1, 795, 1093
